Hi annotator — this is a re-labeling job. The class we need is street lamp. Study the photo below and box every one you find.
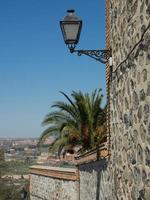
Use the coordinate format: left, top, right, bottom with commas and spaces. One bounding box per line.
60, 10, 112, 64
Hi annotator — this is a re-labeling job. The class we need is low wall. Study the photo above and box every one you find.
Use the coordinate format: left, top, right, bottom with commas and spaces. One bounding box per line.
79, 159, 112, 200
30, 143, 110, 200
76, 143, 113, 200
30, 166, 79, 200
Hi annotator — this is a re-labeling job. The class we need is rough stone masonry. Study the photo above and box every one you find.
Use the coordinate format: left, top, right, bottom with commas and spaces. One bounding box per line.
79, 0, 150, 199
109, 0, 150, 199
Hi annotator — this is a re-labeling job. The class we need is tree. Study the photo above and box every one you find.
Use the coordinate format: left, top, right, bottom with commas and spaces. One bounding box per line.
39, 89, 107, 156
0, 149, 5, 162
0, 178, 29, 200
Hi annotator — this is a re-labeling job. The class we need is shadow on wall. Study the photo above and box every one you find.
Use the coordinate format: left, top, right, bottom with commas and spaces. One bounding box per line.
79, 158, 108, 200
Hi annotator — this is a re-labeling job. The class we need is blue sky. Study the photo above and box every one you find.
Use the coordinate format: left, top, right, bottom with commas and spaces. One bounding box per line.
0, 0, 106, 138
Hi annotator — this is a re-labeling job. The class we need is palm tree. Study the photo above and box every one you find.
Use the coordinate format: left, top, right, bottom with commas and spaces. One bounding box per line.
39, 89, 107, 156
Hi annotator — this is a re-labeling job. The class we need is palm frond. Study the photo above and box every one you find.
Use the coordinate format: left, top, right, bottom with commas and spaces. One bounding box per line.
52, 101, 78, 120
38, 126, 60, 144
60, 91, 78, 112
42, 111, 72, 125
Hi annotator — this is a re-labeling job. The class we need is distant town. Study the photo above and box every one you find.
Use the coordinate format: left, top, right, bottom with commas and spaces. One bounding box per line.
0, 137, 76, 199
0, 138, 38, 163
0, 137, 76, 167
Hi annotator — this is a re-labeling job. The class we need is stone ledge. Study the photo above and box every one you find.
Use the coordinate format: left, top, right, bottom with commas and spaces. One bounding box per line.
30, 165, 79, 181
75, 142, 109, 165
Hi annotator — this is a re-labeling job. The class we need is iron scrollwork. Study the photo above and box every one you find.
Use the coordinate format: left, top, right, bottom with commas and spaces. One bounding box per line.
73, 49, 111, 64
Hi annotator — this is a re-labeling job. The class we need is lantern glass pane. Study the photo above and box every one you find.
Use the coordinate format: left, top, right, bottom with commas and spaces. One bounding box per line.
63, 23, 80, 44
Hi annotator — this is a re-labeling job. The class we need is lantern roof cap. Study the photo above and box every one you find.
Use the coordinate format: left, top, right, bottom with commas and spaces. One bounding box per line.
63, 9, 81, 22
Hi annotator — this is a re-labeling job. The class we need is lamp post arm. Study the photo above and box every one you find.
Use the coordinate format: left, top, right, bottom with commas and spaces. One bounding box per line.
70, 49, 111, 64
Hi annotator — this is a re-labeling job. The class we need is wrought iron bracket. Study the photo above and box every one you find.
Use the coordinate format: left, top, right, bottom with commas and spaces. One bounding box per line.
68, 46, 111, 64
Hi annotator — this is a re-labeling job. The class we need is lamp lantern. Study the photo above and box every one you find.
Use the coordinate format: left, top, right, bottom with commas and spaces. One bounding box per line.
60, 10, 111, 64
60, 10, 82, 53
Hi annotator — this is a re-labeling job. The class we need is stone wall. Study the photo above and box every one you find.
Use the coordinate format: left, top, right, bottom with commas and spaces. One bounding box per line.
77, 146, 114, 200
30, 166, 79, 200
79, 159, 108, 200
78, 0, 150, 199
109, 0, 150, 199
